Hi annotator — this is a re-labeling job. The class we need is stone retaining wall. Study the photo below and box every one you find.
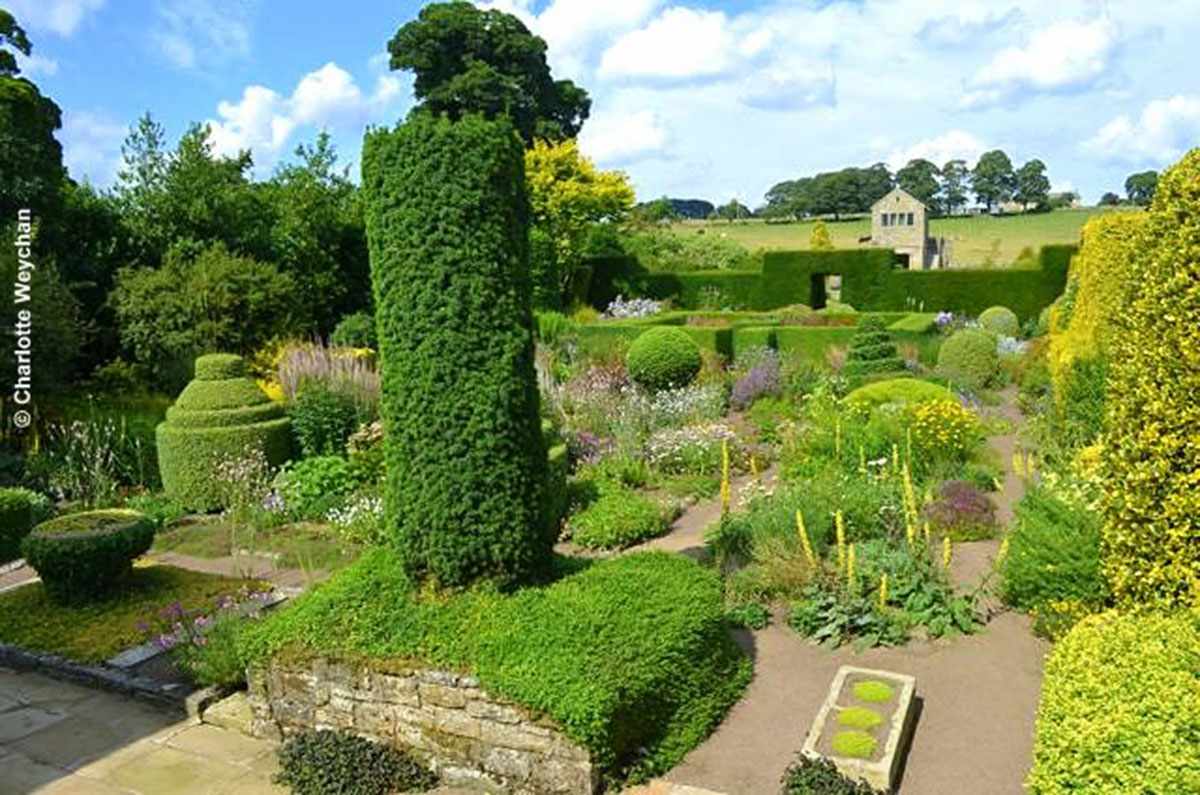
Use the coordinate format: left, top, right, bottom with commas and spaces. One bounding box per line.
247, 659, 597, 794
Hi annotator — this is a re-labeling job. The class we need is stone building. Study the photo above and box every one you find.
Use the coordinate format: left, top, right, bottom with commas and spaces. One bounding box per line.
868, 188, 950, 269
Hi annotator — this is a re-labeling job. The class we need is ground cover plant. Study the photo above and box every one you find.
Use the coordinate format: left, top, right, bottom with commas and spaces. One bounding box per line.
274, 729, 437, 795
240, 549, 750, 786
0, 564, 260, 663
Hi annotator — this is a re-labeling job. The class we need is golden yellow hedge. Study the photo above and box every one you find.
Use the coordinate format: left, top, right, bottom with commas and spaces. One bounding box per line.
1048, 212, 1144, 404
1102, 149, 1200, 605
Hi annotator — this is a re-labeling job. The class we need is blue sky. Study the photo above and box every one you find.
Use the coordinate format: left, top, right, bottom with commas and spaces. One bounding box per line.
11, 0, 1200, 205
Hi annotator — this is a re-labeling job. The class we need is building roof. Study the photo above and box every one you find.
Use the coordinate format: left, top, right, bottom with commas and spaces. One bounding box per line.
872, 187, 927, 211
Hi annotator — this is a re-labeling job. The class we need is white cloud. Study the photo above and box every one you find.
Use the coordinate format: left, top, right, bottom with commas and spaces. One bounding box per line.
150, 0, 258, 70
739, 65, 835, 111
1082, 94, 1200, 164
5, 0, 103, 37
15, 53, 58, 77
961, 18, 1119, 108
579, 108, 669, 164
205, 62, 405, 168
887, 130, 988, 170
918, 7, 1023, 49
59, 110, 125, 185
597, 8, 770, 83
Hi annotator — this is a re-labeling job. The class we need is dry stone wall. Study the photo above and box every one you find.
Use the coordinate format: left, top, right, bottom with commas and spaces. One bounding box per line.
247, 659, 597, 794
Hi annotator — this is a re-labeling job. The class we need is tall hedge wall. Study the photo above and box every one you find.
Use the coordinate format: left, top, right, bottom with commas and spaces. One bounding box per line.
583, 246, 1074, 320
362, 113, 549, 588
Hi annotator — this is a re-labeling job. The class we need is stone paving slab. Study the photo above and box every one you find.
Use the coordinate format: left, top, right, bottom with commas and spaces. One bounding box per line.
0, 667, 283, 794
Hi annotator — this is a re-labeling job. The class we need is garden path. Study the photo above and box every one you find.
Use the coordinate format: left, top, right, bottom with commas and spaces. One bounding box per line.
635, 387, 1049, 795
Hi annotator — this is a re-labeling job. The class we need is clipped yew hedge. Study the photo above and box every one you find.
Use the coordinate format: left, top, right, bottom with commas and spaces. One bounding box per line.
156, 354, 291, 511
362, 112, 547, 588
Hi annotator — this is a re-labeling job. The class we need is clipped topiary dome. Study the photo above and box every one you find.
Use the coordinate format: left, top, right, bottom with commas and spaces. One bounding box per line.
937, 328, 999, 390
627, 327, 702, 391
156, 353, 292, 511
978, 305, 1020, 338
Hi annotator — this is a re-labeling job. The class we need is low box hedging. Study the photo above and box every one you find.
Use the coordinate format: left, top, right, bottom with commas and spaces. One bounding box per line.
1027, 609, 1200, 794
642, 270, 767, 310
157, 354, 292, 511
0, 488, 33, 564
239, 549, 751, 786
21, 510, 155, 604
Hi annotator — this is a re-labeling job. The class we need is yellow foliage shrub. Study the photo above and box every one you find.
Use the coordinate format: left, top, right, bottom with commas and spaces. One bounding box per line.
908, 399, 980, 460
1102, 149, 1200, 605
1047, 212, 1144, 405
1027, 609, 1200, 794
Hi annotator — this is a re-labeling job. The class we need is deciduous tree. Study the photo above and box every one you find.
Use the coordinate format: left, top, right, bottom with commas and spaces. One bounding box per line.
1124, 170, 1158, 207
896, 159, 941, 211
939, 159, 970, 215
971, 150, 1017, 212
1015, 159, 1051, 210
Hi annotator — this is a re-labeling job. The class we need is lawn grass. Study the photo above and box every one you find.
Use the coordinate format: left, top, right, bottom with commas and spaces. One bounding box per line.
152, 518, 363, 572
0, 564, 259, 663
665, 208, 1121, 266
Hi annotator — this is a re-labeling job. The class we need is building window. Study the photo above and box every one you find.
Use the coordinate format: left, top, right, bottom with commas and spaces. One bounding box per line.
882, 213, 890, 227
906, 212, 914, 226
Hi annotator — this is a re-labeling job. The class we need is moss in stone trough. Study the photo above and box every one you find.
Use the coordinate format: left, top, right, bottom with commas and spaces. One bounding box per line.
853, 680, 895, 703
832, 730, 878, 760
239, 548, 750, 786
838, 706, 883, 730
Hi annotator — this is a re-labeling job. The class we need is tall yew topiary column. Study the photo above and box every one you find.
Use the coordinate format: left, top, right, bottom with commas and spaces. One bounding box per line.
362, 113, 547, 588
1102, 149, 1200, 606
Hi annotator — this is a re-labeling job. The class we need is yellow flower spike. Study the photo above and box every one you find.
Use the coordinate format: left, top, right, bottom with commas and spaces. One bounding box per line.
797, 510, 815, 567
847, 543, 857, 587
891, 443, 899, 475
943, 536, 953, 569
879, 573, 889, 609
750, 451, 759, 479
923, 520, 931, 546
835, 417, 842, 457
858, 443, 866, 474
997, 536, 1011, 570
836, 510, 846, 572
720, 439, 732, 514
1012, 449, 1025, 479
1025, 452, 1037, 479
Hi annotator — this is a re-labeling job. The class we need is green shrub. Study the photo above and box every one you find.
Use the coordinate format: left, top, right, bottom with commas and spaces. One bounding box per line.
936, 329, 998, 389
543, 439, 569, 540
1102, 151, 1200, 606
536, 310, 572, 345
329, 311, 377, 350
1002, 487, 1106, 611
241, 549, 750, 786
156, 354, 292, 511
274, 730, 437, 795
273, 457, 361, 520
782, 755, 882, 794
362, 113, 548, 588
569, 486, 669, 550
0, 488, 33, 563
21, 510, 155, 604
194, 353, 247, 381
626, 326, 702, 391
288, 386, 360, 458
844, 378, 953, 413
978, 305, 1020, 337
124, 493, 186, 530
843, 319, 906, 381
1027, 610, 1200, 794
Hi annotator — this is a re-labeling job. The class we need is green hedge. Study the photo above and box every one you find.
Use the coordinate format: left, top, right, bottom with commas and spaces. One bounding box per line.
590, 246, 1074, 320
241, 549, 751, 786
362, 113, 547, 588
21, 510, 155, 604
0, 488, 32, 564
156, 354, 292, 511
1027, 610, 1200, 793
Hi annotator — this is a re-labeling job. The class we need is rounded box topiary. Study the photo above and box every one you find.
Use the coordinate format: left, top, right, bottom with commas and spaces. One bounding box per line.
979, 305, 1020, 338
21, 509, 155, 604
0, 488, 33, 564
156, 353, 292, 511
936, 328, 999, 389
627, 326, 702, 391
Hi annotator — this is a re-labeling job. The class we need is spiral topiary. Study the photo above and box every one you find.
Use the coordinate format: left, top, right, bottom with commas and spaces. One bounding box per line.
156, 353, 292, 511
626, 327, 702, 391
936, 328, 999, 389
21, 510, 155, 604
978, 305, 1020, 337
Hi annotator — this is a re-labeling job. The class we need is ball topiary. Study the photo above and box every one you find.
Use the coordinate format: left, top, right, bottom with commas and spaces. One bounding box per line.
329, 311, 378, 350
844, 378, 954, 413
21, 510, 155, 604
0, 488, 33, 564
156, 353, 292, 511
626, 327, 702, 391
978, 305, 1020, 337
936, 328, 999, 389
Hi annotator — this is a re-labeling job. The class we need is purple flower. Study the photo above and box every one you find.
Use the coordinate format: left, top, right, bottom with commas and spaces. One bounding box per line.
192, 635, 209, 647
262, 491, 285, 513
730, 360, 782, 411
936, 312, 954, 326
568, 430, 614, 466
194, 615, 212, 628
154, 633, 179, 650
251, 591, 274, 602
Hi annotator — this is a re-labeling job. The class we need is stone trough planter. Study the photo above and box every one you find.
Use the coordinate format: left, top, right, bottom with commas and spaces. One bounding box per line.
801, 665, 916, 792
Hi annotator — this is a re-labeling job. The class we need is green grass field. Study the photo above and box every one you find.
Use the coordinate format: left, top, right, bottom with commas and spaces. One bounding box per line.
668, 208, 1123, 267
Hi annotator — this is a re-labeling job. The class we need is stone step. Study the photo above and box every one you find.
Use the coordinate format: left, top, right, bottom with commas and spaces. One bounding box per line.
623, 781, 727, 795
202, 690, 256, 735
